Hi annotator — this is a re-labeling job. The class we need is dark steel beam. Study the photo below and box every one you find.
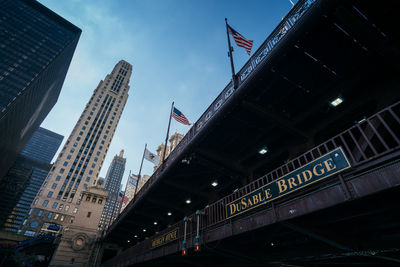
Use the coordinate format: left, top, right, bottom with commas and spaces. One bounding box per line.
242, 100, 308, 139
281, 221, 354, 252
162, 179, 216, 200
145, 196, 188, 214
195, 147, 248, 176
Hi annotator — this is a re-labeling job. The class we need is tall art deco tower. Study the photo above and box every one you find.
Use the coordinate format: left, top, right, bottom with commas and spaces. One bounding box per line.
23, 61, 132, 242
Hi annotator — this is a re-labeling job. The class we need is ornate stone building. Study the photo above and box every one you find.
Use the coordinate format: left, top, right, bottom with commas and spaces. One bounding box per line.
49, 184, 108, 266
154, 132, 184, 171
22, 60, 132, 266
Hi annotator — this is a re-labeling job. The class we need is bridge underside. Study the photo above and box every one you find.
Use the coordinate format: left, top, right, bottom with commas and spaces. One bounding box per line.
106, 157, 400, 266
136, 198, 400, 266
103, 0, 400, 265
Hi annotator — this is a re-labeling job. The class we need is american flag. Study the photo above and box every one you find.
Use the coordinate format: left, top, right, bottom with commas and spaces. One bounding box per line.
172, 107, 191, 125
227, 24, 254, 55
117, 191, 129, 203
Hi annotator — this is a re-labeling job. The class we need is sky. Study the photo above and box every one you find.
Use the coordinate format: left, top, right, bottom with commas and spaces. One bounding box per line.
39, 0, 295, 189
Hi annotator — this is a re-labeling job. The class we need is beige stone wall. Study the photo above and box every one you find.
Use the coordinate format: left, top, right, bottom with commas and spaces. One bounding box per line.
153, 132, 184, 172
49, 186, 108, 266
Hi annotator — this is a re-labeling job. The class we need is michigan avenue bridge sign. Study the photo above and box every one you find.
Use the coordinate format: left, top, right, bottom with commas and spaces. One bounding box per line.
226, 147, 351, 219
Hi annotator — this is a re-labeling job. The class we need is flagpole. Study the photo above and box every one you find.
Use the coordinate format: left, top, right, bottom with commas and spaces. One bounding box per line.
133, 143, 147, 201
162, 102, 174, 167
118, 170, 131, 214
225, 18, 237, 88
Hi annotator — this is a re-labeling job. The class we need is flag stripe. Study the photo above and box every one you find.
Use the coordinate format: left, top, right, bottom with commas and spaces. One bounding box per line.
227, 24, 253, 55
172, 107, 191, 125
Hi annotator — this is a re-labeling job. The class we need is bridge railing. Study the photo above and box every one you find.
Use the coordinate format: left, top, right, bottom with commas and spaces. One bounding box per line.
204, 100, 400, 227
106, 0, 318, 236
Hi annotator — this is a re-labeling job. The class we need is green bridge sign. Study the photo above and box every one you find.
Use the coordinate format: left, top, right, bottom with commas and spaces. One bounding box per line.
226, 147, 351, 219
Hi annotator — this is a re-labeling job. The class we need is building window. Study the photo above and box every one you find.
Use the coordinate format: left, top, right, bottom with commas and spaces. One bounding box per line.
60, 215, 65, 222
89, 170, 93, 175
65, 205, 70, 212
52, 202, 58, 209
48, 212, 53, 219
87, 212, 91, 218
30, 221, 39, 228
52, 183, 57, 189
28, 209, 33, 215
33, 199, 38, 206
73, 208, 78, 214
24, 231, 36, 237
60, 168, 65, 173
38, 210, 43, 217
84, 184, 87, 189
43, 200, 49, 207
38, 190, 43, 196
92, 197, 97, 203
86, 177, 90, 182
56, 176, 61, 181
54, 214, 59, 220
47, 191, 53, 197
63, 161, 68, 166
98, 199, 102, 204
86, 196, 91, 201
94, 157, 98, 162
92, 164, 96, 168
59, 204, 64, 210
79, 131, 83, 135
70, 149, 74, 153
77, 137, 81, 141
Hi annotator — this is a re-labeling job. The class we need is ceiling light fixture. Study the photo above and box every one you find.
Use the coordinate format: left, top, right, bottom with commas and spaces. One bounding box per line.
329, 96, 343, 107
258, 146, 268, 155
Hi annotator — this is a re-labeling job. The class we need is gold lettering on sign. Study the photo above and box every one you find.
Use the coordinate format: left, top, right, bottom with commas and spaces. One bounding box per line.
323, 159, 336, 172
151, 228, 179, 248
277, 179, 287, 193
312, 163, 325, 176
264, 188, 272, 199
302, 170, 313, 182
287, 177, 297, 189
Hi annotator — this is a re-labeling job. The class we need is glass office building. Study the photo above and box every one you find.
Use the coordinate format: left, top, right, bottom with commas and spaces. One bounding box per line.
0, 0, 81, 180
0, 127, 63, 232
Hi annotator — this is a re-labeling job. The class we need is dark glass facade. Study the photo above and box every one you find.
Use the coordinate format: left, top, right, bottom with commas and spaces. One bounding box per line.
99, 151, 126, 229
0, 127, 63, 232
0, 0, 81, 179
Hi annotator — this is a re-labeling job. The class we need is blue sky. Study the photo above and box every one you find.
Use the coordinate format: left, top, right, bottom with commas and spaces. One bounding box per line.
39, 0, 295, 188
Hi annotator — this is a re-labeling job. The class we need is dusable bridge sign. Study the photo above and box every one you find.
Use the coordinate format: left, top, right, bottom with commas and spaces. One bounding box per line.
226, 147, 351, 219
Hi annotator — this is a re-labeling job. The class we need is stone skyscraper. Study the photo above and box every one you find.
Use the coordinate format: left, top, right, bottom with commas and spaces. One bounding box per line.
23, 60, 132, 241
0, 0, 81, 180
99, 150, 126, 229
